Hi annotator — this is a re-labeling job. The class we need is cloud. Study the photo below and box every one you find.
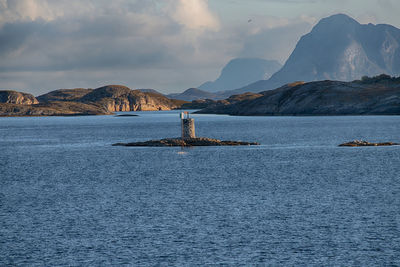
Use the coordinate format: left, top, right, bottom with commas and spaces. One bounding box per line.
1, 0, 391, 94
0, 0, 231, 94
170, 0, 220, 31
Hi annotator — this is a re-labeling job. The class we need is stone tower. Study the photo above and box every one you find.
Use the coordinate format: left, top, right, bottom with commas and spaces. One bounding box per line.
180, 112, 195, 139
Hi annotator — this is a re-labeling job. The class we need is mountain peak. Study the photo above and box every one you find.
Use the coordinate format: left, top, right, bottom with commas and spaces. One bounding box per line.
323, 13, 358, 23
311, 13, 359, 34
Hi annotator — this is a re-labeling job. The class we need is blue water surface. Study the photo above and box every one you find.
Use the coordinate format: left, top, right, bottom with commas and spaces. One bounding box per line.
1, 111, 400, 266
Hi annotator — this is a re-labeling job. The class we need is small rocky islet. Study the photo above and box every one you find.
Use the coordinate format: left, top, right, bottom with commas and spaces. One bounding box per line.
112, 137, 259, 147
339, 140, 400, 147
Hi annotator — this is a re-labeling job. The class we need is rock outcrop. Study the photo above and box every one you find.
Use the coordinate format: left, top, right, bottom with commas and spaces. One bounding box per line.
339, 140, 400, 147
113, 137, 259, 147
196, 75, 400, 116
0, 90, 39, 105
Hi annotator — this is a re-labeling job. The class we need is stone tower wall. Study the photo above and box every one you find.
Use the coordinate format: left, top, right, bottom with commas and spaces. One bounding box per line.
182, 118, 195, 139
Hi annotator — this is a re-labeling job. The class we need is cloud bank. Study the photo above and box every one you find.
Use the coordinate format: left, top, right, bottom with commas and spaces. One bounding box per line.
2, 0, 385, 94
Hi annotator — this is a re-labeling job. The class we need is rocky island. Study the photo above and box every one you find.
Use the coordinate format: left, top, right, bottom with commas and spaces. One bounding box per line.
113, 112, 259, 147
339, 140, 400, 147
113, 137, 259, 147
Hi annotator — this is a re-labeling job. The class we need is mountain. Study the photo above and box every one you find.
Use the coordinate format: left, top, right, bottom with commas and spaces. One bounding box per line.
0, 90, 39, 105
196, 75, 400, 116
167, 88, 221, 101
224, 14, 400, 95
198, 58, 282, 92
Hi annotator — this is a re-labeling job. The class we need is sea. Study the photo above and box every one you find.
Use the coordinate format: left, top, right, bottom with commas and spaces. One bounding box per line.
1, 111, 399, 266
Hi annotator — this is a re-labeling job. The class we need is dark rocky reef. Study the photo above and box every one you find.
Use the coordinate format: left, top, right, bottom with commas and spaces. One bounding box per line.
113, 137, 259, 147
114, 114, 138, 117
339, 140, 400, 147
196, 76, 400, 116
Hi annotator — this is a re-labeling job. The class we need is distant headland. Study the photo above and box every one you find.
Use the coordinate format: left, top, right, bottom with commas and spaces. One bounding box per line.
0, 86, 187, 116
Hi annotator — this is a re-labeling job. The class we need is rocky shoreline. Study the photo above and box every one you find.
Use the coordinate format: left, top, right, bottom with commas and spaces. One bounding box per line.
339, 140, 400, 147
112, 137, 259, 147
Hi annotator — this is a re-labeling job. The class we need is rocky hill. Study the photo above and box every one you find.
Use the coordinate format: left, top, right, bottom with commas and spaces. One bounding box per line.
222, 14, 400, 95
196, 75, 400, 116
77, 85, 184, 111
0, 90, 39, 105
199, 58, 281, 92
37, 85, 186, 112
1, 85, 187, 116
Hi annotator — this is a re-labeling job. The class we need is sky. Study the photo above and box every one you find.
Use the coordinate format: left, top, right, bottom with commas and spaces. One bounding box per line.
0, 0, 399, 95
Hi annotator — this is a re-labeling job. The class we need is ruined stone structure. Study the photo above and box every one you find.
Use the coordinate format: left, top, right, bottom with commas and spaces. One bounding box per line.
182, 118, 195, 139
181, 112, 195, 139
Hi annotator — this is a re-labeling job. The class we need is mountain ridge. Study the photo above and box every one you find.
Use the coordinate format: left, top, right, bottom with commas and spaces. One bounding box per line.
167, 88, 222, 101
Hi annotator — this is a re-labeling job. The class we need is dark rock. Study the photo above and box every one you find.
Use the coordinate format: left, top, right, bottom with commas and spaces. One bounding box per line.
339, 140, 400, 147
112, 137, 260, 147
114, 114, 138, 117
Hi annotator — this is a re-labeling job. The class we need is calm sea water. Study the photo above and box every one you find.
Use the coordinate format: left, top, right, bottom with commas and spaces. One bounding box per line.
1, 111, 399, 266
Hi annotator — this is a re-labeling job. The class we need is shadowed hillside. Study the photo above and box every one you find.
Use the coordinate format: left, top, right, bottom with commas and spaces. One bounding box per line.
196, 75, 400, 116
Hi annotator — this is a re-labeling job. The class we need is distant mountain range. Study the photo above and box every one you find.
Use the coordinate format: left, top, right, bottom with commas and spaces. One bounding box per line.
214, 14, 400, 96
198, 58, 282, 92
167, 88, 223, 101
